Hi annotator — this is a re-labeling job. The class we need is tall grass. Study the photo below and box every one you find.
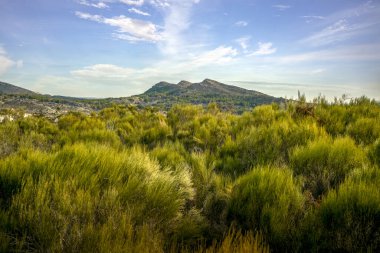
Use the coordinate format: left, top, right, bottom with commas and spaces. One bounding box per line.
0, 100, 379, 252
0, 144, 194, 252
229, 167, 304, 252
290, 136, 367, 198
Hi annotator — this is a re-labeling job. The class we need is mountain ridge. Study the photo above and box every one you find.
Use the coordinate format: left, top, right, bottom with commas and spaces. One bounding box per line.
146, 79, 269, 96
141, 79, 285, 112
1, 79, 285, 114
0, 81, 37, 95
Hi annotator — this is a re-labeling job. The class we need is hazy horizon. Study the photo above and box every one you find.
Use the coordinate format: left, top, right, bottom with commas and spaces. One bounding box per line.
1, 0, 379, 100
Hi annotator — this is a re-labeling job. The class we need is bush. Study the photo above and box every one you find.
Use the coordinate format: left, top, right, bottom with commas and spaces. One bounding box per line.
369, 139, 380, 167
0, 144, 194, 251
316, 176, 380, 252
217, 120, 325, 176
185, 228, 270, 253
290, 137, 367, 198
347, 117, 380, 145
229, 167, 304, 252
0, 122, 19, 157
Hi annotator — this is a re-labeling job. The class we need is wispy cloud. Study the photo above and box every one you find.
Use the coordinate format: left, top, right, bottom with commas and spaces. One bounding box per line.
158, 0, 201, 55
128, 7, 150, 16
310, 68, 325, 75
250, 42, 277, 56
72, 64, 135, 79
301, 19, 373, 47
120, 0, 144, 6
326, 0, 378, 22
75, 0, 201, 54
272, 44, 380, 64
301, 1, 380, 46
75, 11, 162, 42
272, 5, 291, 11
0, 45, 21, 76
236, 36, 250, 50
71, 45, 237, 80
150, 0, 170, 8
301, 15, 325, 20
190, 46, 238, 67
77, 0, 109, 9
301, 15, 325, 23
235, 20, 248, 27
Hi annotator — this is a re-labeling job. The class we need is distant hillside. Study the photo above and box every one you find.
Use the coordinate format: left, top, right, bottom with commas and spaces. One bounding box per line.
0, 79, 286, 115
138, 79, 285, 112
0, 81, 36, 95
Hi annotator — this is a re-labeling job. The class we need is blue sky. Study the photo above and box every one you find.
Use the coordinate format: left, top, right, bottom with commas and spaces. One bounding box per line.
0, 0, 379, 99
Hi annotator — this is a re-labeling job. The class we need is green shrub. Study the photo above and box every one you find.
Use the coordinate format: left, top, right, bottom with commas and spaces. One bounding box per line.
316, 178, 380, 252
217, 120, 325, 176
0, 144, 194, 251
229, 167, 304, 252
290, 137, 367, 198
369, 139, 380, 167
0, 122, 19, 157
348, 117, 380, 145
187, 153, 231, 239
184, 228, 270, 253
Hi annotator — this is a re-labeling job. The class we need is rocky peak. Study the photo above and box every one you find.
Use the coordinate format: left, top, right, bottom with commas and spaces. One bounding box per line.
154, 81, 172, 88
200, 79, 220, 86
177, 80, 192, 88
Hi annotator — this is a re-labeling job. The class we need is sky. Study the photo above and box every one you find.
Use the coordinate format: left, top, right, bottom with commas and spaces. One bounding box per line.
0, 0, 379, 100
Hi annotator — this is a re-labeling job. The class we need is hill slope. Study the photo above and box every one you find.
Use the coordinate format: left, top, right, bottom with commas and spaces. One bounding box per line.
0, 79, 285, 114
138, 79, 285, 112
0, 81, 36, 95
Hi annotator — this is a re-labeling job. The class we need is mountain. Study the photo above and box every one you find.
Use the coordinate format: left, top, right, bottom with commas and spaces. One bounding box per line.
0, 79, 285, 115
139, 79, 285, 113
0, 81, 36, 95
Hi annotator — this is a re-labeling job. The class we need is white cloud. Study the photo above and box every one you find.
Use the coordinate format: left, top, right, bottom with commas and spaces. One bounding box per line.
120, 0, 144, 6
77, 0, 109, 9
75, 0, 201, 52
301, 15, 325, 23
272, 44, 380, 64
72, 64, 135, 79
158, 0, 201, 55
68, 45, 238, 94
128, 7, 151, 16
0, 46, 21, 76
75, 0, 200, 48
16, 60, 23, 68
0, 55, 14, 76
235, 20, 248, 27
301, 19, 373, 47
250, 42, 277, 56
189, 46, 238, 67
75, 11, 103, 22
150, 0, 170, 8
301, 2, 380, 46
310, 68, 325, 74
301, 15, 325, 20
327, 0, 379, 21
236, 36, 250, 50
75, 11, 162, 42
272, 5, 291, 11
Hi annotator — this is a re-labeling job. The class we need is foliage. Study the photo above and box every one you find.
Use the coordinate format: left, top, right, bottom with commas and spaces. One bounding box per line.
290, 137, 367, 198
229, 167, 304, 252
315, 170, 380, 252
0, 97, 379, 252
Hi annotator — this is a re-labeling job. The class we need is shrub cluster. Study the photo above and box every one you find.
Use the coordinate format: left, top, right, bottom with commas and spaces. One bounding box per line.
0, 97, 379, 252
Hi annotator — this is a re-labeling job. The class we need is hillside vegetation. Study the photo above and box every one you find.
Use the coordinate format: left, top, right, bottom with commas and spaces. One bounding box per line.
0, 81, 36, 96
0, 95, 379, 252
0, 79, 285, 115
